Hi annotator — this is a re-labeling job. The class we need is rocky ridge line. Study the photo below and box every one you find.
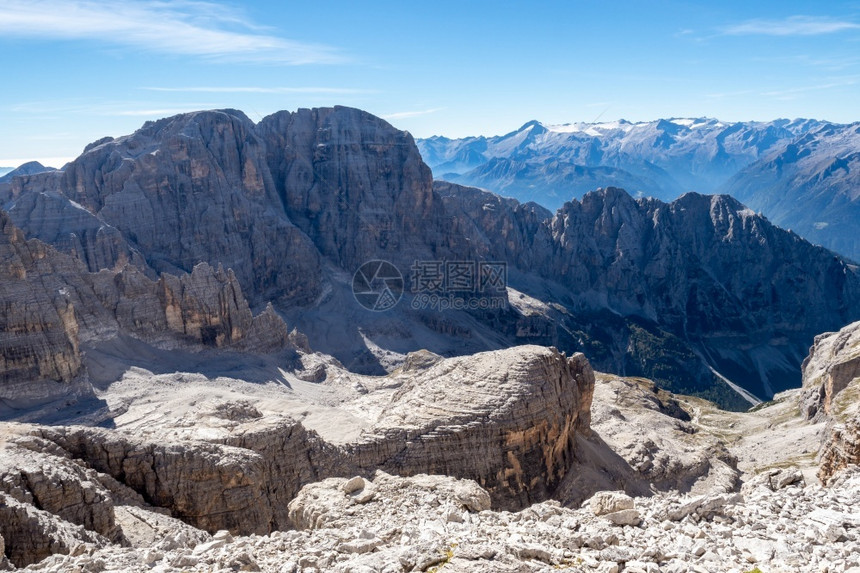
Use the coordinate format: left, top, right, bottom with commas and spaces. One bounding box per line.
3, 108, 860, 408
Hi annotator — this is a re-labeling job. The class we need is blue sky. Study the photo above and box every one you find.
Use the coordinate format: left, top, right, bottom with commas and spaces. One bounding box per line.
1, 0, 860, 166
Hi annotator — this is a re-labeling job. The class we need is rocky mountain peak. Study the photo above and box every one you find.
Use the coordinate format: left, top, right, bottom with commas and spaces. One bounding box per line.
518, 119, 548, 135
256, 105, 436, 270
2, 105, 860, 571
0, 161, 56, 183
3, 106, 860, 412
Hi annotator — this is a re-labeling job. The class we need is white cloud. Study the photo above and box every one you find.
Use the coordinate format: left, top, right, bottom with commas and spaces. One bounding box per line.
142, 86, 373, 94
722, 15, 860, 36
0, 0, 344, 64
382, 108, 444, 120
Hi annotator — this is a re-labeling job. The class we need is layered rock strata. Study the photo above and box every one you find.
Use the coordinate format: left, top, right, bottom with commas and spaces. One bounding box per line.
0, 211, 300, 416
0, 345, 594, 565
802, 320, 860, 420
801, 321, 860, 482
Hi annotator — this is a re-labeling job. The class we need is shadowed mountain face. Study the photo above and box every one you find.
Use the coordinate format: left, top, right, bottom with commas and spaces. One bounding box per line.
2, 107, 860, 411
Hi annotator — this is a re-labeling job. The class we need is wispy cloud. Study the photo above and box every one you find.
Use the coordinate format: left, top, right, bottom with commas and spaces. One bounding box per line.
113, 108, 212, 117
749, 53, 860, 72
721, 15, 860, 36
382, 108, 444, 120
0, 0, 344, 64
142, 86, 373, 94
8, 100, 216, 117
760, 78, 859, 98
705, 89, 758, 99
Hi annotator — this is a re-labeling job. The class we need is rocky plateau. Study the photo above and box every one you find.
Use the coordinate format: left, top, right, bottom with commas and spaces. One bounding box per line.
0, 328, 858, 571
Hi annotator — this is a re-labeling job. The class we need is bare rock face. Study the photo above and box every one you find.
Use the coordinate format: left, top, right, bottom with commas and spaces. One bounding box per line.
0, 210, 298, 415
0, 211, 91, 410
5, 190, 144, 273
433, 182, 860, 406
40, 423, 318, 535
820, 419, 860, 483
802, 320, 860, 420
9, 109, 323, 307
0, 436, 123, 544
88, 260, 293, 353
531, 189, 860, 400
257, 106, 438, 272
800, 321, 860, 482
352, 346, 594, 508
0, 160, 56, 183
0, 433, 119, 567
0, 345, 592, 541
433, 180, 552, 267
6, 108, 860, 410
0, 426, 213, 568
556, 373, 740, 506
156, 263, 291, 351
0, 491, 108, 567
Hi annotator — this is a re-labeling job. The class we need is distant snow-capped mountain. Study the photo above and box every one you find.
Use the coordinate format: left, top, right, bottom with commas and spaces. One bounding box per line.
418, 118, 824, 205
417, 117, 860, 260
721, 122, 860, 261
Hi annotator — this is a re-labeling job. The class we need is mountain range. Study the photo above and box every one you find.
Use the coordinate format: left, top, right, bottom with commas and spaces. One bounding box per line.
1, 107, 859, 414
417, 118, 860, 261
2, 107, 860, 572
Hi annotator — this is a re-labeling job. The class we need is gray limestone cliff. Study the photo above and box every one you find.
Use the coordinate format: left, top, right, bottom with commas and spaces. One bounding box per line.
4, 107, 860, 410
0, 211, 91, 411
0, 211, 299, 417
440, 181, 860, 403
800, 321, 860, 482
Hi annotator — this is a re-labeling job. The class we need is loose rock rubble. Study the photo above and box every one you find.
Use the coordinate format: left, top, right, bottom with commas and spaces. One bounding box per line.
7, 467, 858, 573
